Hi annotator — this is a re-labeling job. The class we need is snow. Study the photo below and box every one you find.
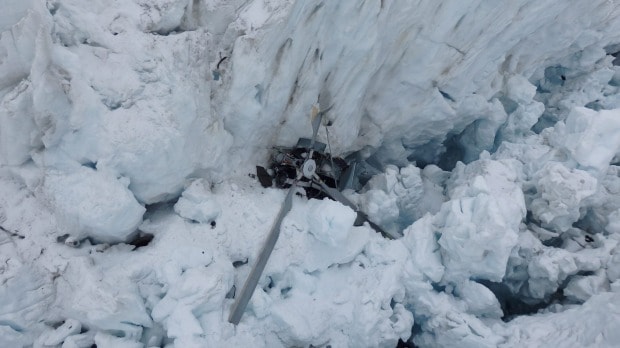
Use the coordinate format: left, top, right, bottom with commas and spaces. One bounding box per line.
173, 179, 221, 224
42, 167, 146, 243
306, 198, 356, 246
2, 0, 620, 347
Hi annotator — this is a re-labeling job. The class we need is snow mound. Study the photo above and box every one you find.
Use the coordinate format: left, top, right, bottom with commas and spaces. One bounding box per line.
174, 179, 221, 224
306, 198, 356, 246
43, 167, 145, 243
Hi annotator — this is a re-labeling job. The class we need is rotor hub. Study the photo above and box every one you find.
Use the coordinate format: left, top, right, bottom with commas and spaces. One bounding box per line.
302, 159, 317, 179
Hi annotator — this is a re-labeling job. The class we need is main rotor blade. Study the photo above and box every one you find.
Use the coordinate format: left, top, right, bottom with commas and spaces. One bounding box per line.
228, 185, 296, 325
310, 112, 323, 149
316, 179, 358, 211
337, 161, 356, 191
316, 178, 397, 240
318, 89, 332, 112
310, 89, 332, 149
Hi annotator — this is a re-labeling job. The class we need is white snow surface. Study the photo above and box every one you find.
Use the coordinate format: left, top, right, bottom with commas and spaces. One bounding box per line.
2, 0, 620, 347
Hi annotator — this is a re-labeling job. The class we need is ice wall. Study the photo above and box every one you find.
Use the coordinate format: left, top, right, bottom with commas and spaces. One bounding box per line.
222, 1, 620, 166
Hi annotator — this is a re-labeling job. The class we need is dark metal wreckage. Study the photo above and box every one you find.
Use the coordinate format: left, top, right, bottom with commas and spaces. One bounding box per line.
229, 97, 397, 325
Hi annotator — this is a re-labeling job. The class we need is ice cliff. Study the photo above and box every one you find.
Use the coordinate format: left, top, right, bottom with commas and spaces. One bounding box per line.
2, 0, 620, 347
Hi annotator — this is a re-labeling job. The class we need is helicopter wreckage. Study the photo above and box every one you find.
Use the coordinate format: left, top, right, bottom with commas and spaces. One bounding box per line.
229, 105, 399, 325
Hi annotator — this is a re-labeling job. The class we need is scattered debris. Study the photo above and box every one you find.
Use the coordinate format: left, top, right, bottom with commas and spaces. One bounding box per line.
216, 54, 228, 69
225, 285, 236, 299
232, 259, 248, 268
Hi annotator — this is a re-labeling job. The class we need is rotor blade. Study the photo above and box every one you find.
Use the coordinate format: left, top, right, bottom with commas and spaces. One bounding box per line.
310, 89, 332, 149
337, 161, 356, 191
310, 112, 323, 149
356, 211, 399, 240
316, 178, 397, 240
316, 178, 358, 211
318, 88, 332, 112
256, 166, 273, 188
229, 184, 296, 325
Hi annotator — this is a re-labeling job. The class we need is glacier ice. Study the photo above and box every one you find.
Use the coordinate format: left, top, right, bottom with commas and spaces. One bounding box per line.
559, 107, 620, 174
528, 161, 597, 232
2, 0, 620, 347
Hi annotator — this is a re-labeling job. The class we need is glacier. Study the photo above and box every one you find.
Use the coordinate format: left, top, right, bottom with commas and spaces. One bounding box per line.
2, 0, 620, 347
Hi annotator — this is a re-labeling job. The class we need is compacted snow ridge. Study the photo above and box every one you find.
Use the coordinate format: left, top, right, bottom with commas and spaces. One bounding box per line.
2, 0, 620, 347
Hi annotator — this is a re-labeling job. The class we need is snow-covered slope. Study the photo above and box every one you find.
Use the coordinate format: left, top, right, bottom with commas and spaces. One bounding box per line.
2, 0, 620, 347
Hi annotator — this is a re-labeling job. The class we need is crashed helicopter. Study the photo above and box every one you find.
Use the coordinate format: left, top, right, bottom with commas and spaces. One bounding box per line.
256, 137, 350, 196
228, 100, 398, 325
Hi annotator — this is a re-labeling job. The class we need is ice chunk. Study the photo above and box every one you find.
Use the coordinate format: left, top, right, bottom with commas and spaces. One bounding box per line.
499, 75, 545, 142
0, 6, 38, 91
41, 319, 81, 346
606, 208, 620, 234
174, 179, 221, 224
151, 262, 232, 345
564, 271, 609, 303
506, 75, 537, 103
607, 244, 620, 283
306, 198, 356, 246
578, 166, 620, 234
560, 107, 620, 174
43, 167, 145, 243
355, 163, 446, 233
359, 189, 399, 231
527, 248, 578, 299
447, 158, 526, 221
437, 159, 524, 283
411, 290, 503, 348
501, 292, 620, 347
93, 332, 142, 348
364, 165, 400, 193
53, 256, 152, 337
136, 0, 188, 34
529, 162, 597, 232
302, 227, 370, 273
0, 80, 40, 166
436, 194, 519, 282
455, 280, 503, 319
61, 332, 95, 348
454, 96, 507, 163
402, 215, 444, 283
503, 230, 544, 295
